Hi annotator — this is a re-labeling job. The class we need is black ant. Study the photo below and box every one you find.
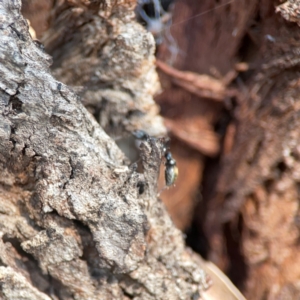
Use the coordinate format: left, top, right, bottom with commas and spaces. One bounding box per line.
164, 150, 178, 187
132, 130, 178, 187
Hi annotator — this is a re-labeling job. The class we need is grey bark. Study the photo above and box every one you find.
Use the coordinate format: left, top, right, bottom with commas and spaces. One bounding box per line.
0, 1, 210, 299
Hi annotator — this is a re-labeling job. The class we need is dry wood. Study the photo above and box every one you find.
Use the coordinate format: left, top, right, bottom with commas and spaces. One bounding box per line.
201, 1, 300, 299
155, 0, 300, 299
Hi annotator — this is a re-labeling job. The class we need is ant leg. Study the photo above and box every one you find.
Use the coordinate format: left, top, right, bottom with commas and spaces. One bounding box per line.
132, 129, 149, 141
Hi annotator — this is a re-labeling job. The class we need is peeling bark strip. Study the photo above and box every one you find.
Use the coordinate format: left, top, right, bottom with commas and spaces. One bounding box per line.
0, 1, 210, 299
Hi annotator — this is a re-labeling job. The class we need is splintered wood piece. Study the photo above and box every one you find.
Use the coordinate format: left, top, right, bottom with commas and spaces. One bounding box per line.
164, 118, 220, 157
156, 59, 227, 101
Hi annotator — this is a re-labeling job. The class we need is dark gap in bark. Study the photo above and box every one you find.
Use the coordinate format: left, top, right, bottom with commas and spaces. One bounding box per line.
17, 200, 42, 230
73, 219, 110, 280
224, 191, 233, 202
238, 30, 260, 62
117, 273, 149, 299
136, 180, 145, 195
40, 211, 108, 295
186, 105, 231, 258
9, 25, 26, 41
48, 275, 73, 299
28, 193, 43, 213
9, 126, 17, 149
186, 156, 217, 259
10, 96, 23, 113
49, 114, 63, 127
185, 221, 209, 260
264, 178, 274, 194
120, 286, 135, 299
223, 215, 248, 292
215, 108, 232, 137
1, 235, 57, 297
125, 109, 144, 120
276, 161, 287, 176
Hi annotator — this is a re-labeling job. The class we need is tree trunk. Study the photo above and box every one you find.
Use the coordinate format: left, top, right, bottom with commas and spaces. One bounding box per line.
203, 1, 300, 298
3, 0, 300, 299
0, 1, 212, 299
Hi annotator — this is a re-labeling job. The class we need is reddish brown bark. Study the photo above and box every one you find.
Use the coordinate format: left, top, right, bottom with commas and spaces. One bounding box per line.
155, 0, 300, 299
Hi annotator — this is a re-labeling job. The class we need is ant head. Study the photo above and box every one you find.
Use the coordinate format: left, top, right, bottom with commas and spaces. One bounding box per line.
132, 130, 149, 140
164, 151, 173, 161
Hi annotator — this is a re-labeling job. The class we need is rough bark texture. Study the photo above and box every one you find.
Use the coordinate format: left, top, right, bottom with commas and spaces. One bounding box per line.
0, 0, 211, 299
4, 0, 300, 299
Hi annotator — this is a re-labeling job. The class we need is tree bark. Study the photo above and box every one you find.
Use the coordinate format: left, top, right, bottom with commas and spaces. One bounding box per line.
40, 0, 166, 139
0, 1, 212, 299
151, 0, 300, 299
197, 1, 300, 299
